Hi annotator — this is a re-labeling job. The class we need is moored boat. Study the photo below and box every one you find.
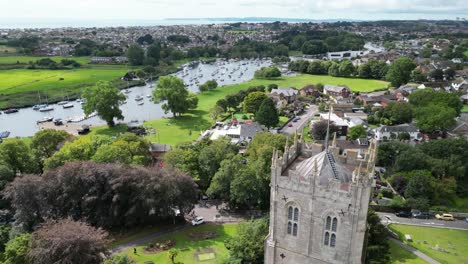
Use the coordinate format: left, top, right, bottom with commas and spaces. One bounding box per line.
39, 106, 54, 112
63, 103, 74, 109
37, 116, 53, 124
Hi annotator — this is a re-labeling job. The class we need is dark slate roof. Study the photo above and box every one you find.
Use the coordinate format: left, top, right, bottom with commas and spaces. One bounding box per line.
240, 122, 264, 138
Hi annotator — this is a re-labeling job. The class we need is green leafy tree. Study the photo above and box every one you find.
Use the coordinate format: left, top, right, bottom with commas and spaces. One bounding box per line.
0, 225, 12, 253
126, 44, 145, 66
145, 43, 161, 66
348, 125, 366, 140
207, 154, 243, 200
209, 106, 224, 122
199, 80, 218, 92
338, 60, 355, 77
92, 145, 132, 164
409, 89, 462, 115
376, 142, 411, 167
385, 57, 416, 87
382, 102, 413, 125
365, 210, 389, 264
3, 234, 31, 264
31, 129, 71, 166
82, 81, 126, 127
254, 67, 281, 79
153, 76, 197, 117
216, 99, 228, 112
0, 139, 33, 174
411, 69, 427, 82
243, 92, 267, 114
198, 137, 238, 190
404, 170, 435, 204
225, 218, 268, 264
414, 105, 457, 132
256, 98, 279, 129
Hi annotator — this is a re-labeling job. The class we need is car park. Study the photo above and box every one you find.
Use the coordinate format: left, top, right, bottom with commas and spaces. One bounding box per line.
191, 216, 205, 226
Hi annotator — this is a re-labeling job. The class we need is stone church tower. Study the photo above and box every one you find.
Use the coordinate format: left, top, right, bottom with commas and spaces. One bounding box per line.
264, 132, 376, 264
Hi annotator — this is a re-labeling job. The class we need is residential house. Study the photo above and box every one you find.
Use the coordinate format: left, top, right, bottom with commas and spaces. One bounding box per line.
270, 87, 299, 103
447, 113, 468, 139
299, 85, 321, 97
319, 113, 349, 138
323, 85, 351, 98
374, 124, 421, 141
209, 121, 264, 144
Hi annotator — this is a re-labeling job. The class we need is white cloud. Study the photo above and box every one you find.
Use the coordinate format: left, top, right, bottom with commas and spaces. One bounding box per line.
0, 0, 467, 20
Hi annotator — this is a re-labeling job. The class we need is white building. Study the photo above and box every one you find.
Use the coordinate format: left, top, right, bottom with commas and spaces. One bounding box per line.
374, 124, 421, 141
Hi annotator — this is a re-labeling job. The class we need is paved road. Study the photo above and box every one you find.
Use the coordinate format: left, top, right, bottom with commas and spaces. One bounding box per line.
377, 212, 468, 230
281, 105, 318, 135
389, 237, 441, 264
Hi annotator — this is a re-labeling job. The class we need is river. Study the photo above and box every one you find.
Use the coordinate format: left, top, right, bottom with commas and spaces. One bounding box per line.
0, 58, 272, 138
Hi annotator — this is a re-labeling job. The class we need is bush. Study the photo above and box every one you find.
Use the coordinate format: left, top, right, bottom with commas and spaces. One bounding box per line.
381, 188, 394, 199
254, 67, 281, 79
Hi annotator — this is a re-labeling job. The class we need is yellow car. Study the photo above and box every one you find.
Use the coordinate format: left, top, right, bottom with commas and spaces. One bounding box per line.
435, 213, 454, 221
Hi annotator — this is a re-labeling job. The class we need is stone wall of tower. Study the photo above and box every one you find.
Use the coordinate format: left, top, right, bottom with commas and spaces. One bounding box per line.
265, 138, 377, 264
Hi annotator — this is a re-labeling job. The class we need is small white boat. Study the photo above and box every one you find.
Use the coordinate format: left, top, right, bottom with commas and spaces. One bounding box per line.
135, 95, 143, 101
146, 94, 152, 98
124, 89, 131, 94
37, 116, 53, 124
63, 103, 74, 109
137, 101, 144, 105
39, 106, 54, 112
57, 101, 68, 105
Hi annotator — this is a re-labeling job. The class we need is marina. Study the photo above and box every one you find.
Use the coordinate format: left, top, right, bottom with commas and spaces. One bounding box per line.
0, 58, 272, 137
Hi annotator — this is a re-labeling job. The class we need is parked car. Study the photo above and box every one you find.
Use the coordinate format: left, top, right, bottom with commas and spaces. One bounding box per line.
414, 212, 433, 219
395, 211, 412, 218
435, 213, 454, 221
191, 216, 205, 226
288, 123, 293, 127
77, 125, 90, 135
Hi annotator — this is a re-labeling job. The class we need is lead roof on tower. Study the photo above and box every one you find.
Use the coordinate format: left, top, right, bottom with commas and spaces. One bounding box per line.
293, 150, 352, 185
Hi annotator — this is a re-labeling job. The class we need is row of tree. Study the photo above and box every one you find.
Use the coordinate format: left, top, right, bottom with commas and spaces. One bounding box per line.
290, 57, 417, 87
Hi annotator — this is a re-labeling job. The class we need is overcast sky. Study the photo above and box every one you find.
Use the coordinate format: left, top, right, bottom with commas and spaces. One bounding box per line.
1, 0, 467, 21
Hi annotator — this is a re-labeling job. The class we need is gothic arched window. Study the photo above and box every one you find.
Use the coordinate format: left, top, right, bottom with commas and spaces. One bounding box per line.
330, 234, 336, 247
287, 206, 299, 237
324, 216, 338, 248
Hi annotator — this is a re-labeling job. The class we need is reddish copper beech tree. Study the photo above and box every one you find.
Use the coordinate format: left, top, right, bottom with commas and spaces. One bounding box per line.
29, 219, 108, 264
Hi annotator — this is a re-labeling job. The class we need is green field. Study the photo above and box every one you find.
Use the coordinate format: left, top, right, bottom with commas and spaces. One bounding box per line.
389, 224, 468, 264
0, 67, 128, 108
389, 240, 427, 264
120, 223, 238, 264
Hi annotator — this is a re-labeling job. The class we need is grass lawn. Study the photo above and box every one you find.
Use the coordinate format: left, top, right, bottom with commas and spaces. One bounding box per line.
462, 105, 468, 113
464, 50, 468, 57
388, 224, 468, 264
120, 223, 238, 264
389, 240, 427, 264
110, 222, 184, 248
